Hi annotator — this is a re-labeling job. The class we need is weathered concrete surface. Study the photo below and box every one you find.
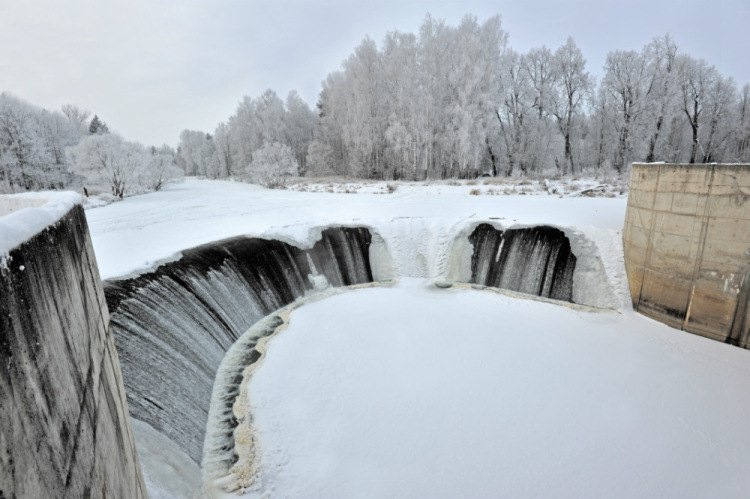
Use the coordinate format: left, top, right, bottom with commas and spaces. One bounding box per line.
623, 163, 750, 348
0, 203, 146, 497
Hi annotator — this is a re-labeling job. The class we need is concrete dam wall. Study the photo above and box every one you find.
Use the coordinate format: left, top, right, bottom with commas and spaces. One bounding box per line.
623, 163, 750, 347
104, 227, 379, 464
0, 197, 145, 497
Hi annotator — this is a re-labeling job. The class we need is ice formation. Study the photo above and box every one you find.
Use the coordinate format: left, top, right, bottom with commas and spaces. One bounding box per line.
468, 223, 576, 301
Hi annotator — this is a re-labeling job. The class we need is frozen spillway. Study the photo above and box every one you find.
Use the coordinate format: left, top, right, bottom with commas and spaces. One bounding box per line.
104, 227, 378, 463
468, 224, 576, 302
446, 222, 616, 309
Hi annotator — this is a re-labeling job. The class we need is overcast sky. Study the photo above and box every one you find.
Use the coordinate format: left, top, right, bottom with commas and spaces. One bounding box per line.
1, 0, 748, 146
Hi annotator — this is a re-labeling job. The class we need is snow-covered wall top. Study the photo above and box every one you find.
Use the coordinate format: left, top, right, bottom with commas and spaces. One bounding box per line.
0, 191, 81, 257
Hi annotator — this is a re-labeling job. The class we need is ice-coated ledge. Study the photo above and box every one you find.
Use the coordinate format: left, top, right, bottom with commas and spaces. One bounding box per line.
0, 191, 82, 257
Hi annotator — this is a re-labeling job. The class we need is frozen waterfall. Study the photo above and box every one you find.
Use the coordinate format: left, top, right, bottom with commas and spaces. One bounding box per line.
104, 227, 375, 463
468, 224, 577, 302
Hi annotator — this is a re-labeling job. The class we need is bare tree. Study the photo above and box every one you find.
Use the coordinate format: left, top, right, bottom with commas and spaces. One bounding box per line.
550, 37, 592, 174
678, 56, 718, 163
602, 50, 651, 173
643, 35, 678, 162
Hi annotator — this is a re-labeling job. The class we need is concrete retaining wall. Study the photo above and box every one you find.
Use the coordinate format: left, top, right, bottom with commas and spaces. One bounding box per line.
623, 163, 750, 348
0, 199, 146, 497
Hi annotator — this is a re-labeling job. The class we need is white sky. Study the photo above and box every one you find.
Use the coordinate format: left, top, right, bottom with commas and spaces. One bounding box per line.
1, 0, 747, 146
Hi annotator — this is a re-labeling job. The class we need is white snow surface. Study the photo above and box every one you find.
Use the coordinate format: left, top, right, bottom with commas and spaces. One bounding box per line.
0, 191, 82, 257
86, 178, 626, 282
243, 281, 750, 498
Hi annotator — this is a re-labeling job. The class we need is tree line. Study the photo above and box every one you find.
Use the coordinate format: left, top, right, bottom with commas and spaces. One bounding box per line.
3, 13, 748, 194
0, 92, 182, 196
180, 14, 750, 183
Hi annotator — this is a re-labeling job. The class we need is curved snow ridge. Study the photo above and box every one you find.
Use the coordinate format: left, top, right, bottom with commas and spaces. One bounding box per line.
0, 191, 82, 258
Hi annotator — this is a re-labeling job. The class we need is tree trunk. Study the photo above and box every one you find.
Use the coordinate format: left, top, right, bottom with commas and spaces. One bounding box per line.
614, 117, 630, 174
486, 137, 497, 177
689, 122, 699, 163
688, 98, 700, 164
646, 115, 663, 162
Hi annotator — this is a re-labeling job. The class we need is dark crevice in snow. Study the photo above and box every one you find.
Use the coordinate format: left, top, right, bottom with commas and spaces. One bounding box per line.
103, 227, 374, 464
468, 224, 577, 302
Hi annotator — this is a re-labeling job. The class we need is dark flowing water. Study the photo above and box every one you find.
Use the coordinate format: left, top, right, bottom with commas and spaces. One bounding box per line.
469, 224, 576, 302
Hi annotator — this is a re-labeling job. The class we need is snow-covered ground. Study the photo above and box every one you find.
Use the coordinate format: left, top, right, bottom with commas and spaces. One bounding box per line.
243, 282, 750, 498
82, 179, 750, 497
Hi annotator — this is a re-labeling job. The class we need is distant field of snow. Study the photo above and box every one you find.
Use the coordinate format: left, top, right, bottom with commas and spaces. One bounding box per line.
241, 282, 750, 498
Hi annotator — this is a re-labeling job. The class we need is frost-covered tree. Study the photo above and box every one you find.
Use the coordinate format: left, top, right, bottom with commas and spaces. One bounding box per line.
305, 140, 336, 177
678, 56, 710, 163
188, 16, 748, 180
247, 141, 298, 187
66, 133, 144, 198
550, 37, 592, 174
284, 91, 316, 174
0, 93, 62, 190
211, 122, 234, 177
523, 46, 558, 173
176, 130, 215, 176
496, 49, 533, 175
700, 73, 736, 163
642, 35, 678, 163
142, 145, 183, 191
61, 104, 91, 140
601, 50, 652, 173
312, 14, 505, 179
734, 84, 750, 162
